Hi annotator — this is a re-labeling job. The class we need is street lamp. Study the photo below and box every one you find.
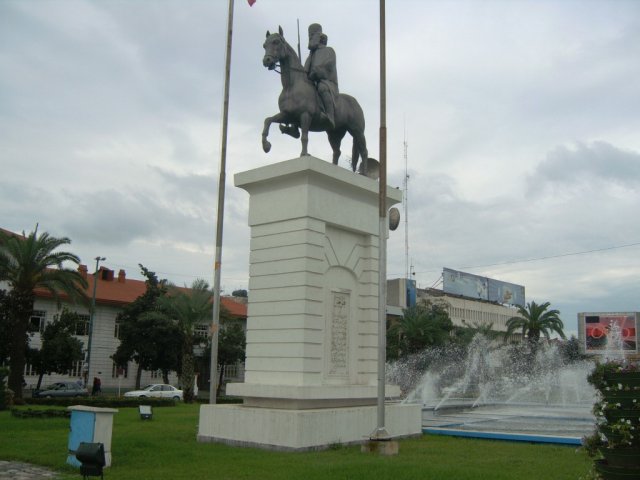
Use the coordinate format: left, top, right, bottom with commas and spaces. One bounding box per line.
86, 256, 105, 388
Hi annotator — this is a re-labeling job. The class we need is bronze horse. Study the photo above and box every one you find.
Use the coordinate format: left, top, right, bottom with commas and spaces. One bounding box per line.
262, 27, 369, 174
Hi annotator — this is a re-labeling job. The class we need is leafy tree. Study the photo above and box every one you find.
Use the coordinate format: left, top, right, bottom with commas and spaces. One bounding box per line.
0, 227, 87, 399
453, 320, 499, 346
0, 366, 9, 410
0, 290, 14, 364
232, 289, 248, 298
559, 335, 587, 364
387, 299, 453, 360
158, 279, 212, 403
32, 308, 84, 390
504, 301, 566, 346
216, 321, 246, 397
112, 265, 169, 388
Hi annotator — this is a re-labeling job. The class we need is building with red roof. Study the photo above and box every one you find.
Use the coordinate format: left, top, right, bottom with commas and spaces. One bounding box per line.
22, 262, 247, 392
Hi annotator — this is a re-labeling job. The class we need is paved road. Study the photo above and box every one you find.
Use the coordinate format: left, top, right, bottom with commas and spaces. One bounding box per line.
0, 461, 60, 479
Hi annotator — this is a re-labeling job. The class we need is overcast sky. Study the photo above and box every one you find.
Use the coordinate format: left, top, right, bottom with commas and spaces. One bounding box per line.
2, 0, 639, 337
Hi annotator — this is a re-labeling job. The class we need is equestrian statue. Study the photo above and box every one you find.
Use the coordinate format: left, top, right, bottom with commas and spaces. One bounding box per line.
261, 24, 369, 174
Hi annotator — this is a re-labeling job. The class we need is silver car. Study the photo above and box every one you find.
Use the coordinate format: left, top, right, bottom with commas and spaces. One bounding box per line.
33, 382, 89, 398
123, 384, 183, 400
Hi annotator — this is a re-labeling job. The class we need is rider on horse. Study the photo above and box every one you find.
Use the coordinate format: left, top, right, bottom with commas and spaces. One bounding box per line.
304, 23, 338, 129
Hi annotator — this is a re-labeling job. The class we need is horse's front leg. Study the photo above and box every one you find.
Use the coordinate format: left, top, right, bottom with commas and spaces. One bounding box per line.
299, 112, 312, 156
262, 112, 287, 153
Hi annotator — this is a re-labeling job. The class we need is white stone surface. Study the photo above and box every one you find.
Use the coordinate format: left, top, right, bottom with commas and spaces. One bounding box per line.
198, 157, 418, 450
230, 156, 402, 403
198, 403, 422, 451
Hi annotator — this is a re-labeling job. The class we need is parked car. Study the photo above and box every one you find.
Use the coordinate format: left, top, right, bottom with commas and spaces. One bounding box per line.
33, 382, 89, 398
123, 384, 183, 400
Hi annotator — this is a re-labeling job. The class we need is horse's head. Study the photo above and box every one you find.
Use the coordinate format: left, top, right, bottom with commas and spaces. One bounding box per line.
263, 26, 288, 70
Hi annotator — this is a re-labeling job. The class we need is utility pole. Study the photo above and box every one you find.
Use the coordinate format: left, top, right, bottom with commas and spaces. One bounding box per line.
210, 0, 235, 404
373, 0, 389, 441
86, 256, 105, 387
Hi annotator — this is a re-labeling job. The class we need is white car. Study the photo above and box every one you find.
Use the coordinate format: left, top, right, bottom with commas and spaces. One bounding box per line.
123, 384, 183, 401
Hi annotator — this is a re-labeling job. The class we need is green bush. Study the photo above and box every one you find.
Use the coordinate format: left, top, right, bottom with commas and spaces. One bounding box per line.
0, 367, 10, 410
23, 396, 177, 408
11, 407, 71, 419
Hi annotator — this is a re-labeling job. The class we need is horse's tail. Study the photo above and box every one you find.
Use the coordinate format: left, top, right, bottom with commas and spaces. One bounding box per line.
351, 138, 360, 172
340, 94, 367, 172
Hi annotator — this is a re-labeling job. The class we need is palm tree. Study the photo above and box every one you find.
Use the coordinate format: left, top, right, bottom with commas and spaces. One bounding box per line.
504, 301, 566, 345
0, 226, 87, 399
387, 300, 453, 360
159, 279, 212, 403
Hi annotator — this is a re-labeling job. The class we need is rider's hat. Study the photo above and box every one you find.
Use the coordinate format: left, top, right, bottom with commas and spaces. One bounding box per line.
308, 23, 323, 35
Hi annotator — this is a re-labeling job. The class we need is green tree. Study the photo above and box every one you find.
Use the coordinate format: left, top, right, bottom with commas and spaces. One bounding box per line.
0, 227, 87, 399
504, 301, 566, 345
32, 308, 84, 390
112, 265, 169, 388
159, 279, 212, 403
559, 335, 586, 364
387, 299, 453, 360
0, 290, 14, 365
216, 321, 246, 397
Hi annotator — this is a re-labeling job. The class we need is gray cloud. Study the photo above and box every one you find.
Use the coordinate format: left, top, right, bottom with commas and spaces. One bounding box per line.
2, 0, 640, 334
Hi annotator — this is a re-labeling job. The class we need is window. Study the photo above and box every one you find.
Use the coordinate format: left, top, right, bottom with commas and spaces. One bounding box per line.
69, 360, 83, 377
114, 320, 121, 339
24, 363, 37, 376
28, 310, 46, 333
74, 314, 90, 336
194, 324, 209, 338
112, 362, 128, 379
150, 370, 161, 379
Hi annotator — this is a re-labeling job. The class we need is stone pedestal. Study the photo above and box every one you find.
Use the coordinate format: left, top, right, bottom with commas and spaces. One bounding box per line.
198, 156, 421, 450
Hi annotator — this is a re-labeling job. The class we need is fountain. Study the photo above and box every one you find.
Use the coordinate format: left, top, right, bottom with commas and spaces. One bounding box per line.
388, 334, 597, 445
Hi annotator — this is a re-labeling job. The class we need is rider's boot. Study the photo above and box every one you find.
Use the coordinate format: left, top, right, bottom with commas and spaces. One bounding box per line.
320, 90, 335, 129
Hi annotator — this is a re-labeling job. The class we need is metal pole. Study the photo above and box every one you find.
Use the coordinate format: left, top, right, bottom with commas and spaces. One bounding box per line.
86, 256, 105, 388
209, 0, 235, 404
373, 0, 388, 439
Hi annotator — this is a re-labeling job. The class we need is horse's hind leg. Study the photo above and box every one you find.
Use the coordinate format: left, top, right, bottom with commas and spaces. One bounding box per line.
328, 129, 347, 165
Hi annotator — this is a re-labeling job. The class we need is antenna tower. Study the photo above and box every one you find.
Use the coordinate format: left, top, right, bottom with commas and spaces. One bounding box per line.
403, 133, 409, 280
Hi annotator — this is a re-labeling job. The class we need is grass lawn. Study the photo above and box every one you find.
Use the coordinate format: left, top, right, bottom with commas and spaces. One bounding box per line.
0, 404, 592, 480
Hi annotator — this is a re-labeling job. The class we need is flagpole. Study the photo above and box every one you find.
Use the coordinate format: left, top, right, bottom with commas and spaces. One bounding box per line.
373, 0, 388, 439
209, 0, 235, 404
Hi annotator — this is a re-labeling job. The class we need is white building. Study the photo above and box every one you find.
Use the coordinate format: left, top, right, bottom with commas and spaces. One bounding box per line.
20, 264, 247, 392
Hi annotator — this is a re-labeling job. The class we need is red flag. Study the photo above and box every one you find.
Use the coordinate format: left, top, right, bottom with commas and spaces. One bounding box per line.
248, 0, 256, 5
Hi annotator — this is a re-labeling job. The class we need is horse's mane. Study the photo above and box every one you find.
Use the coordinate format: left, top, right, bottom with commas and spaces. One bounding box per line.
279, 34, 302, 68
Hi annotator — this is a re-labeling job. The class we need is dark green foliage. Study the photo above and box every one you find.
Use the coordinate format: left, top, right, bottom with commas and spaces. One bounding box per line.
387, 300, 453, 360
216, 320, 246, 397
32, 308, 84, 390
559, 336, 587, 364
0, 226, 87, 400
157, 279, 212, 403
112, 265, 172, 388
231, 289, 248, 297
504, 300, 566, 345
23, 396, 178, 408
11, 407, 70, 418
0, 366, 9, 410
0, 290, 12, 364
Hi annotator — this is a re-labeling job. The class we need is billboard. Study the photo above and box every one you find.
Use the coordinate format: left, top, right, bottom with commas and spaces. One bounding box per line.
443, 268, 488, 301
443, 268, 525, 307
487, 279, 526, 307
581, 313, 638, 354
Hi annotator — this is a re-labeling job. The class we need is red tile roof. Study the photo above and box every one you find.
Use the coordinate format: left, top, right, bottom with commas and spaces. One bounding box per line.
33, 267, 246, 318
2, 227, 247, 318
